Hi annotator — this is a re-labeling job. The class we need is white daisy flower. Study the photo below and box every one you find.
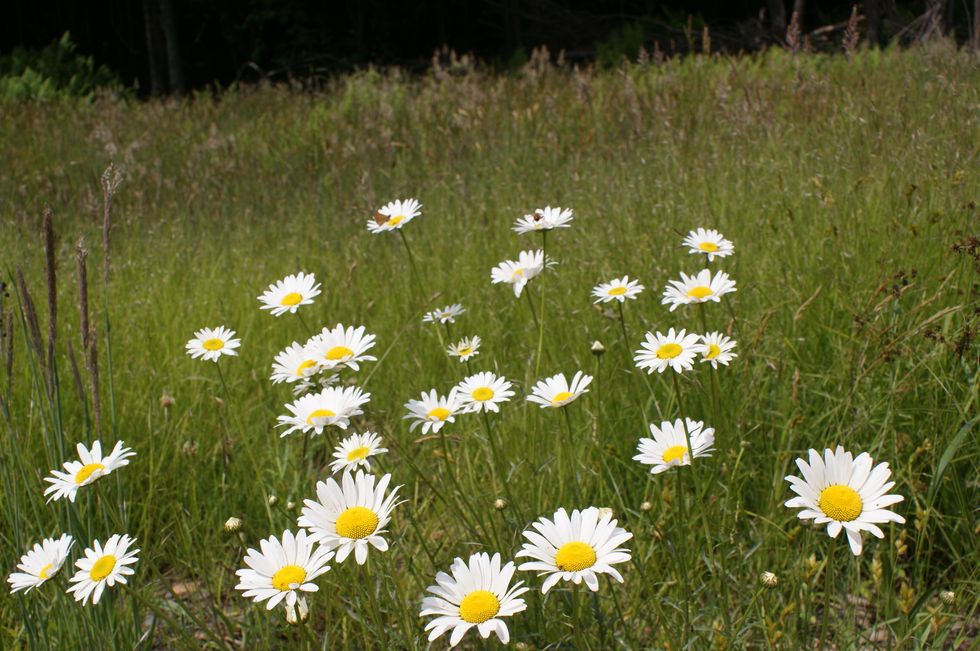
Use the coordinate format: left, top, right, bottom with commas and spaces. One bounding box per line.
270, 342, 323, 384
516, 507, 632, 593
785, 447, 906, 556
235, 529, 332, 610
7, 534, 74, 593
307, 324, 377, 372
404, 389, 463, 434
526, 371, 592, 408
661, 269, 737, 312
66, 534, 140, 605
257, 272, 321, 316
423, 304, 466, 325
633, 328, 704, 375
512, 206, 574, 234
43, 440, 136, 503
185, 326, 240, 362
490, 249, 545, 298
298, 471, 401, 565
421, 552, 529, 648
277, 386, 371, 437
367, 198, 422, 233
699, 332, 738, 368
592, 275, 644, 304
455, 372, 515, 414
447, 336, 481, 362
633, 418, 715, 474
329, 432, 388, 474
682, 228, 734, 261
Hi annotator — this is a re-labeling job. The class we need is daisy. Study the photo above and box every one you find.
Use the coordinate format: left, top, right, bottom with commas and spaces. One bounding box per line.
367, 198, 422, 233
512, 206, 574, 234
662, 269, 737, 312
592, 275, 644, 304
270, 342, 322, 384
257, 272, 321, 316
699, 332, 738, 368
421, 552, 529, 648
682, 228, 734, 261
235, 529, 332, 610
423, 304, 466, 325
404, 389, 463, 434
307, 324, 377, 371
455, 372, 515, 414
7, 534, 74, 593
526, 371, 592, 408
66, 534, 140, 605
490, 249, 545, 298
329, 432, 388, 474
785, 447, 906, 556
516, 507, 632, 593
447, 336, 481, 362
185, 326, 240, 362
633, 418, 715, 474
277, 386, 371, 437
298, 471, 401, 565
633, 328, 704, 374
43, 440, 136, 503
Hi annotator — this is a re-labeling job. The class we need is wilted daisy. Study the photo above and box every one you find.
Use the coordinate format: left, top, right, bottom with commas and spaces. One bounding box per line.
7, 534, 74, 593
367, 198, 422, 233
66, 534, 140, 605
421, 552, 529, 648
512, 206, 574, 234
277, 386, 371, 437
592, 275, 644, 303
424, 304, 466, 325
235, 529, 332, 610
447, 336, 481, 362
517, 507, 632, 593
699, 332, 738, 368
682, 228, 734, 261
785, 447, 906, 556
404, 389, 463, 434
44, 440, 136, 503
455, 372, 515, 414
329, 432, 388, 474
257, 272, 321, 316
634, 328, 704, 375
662, 269, 737, 311
307, 324, 377, 371
526, 371, 592, 408
185, 326, 240, 362
633, 418, 715, 474
270, 342, 322, 384
298, 471, 401, 565
490, 249, 545, 298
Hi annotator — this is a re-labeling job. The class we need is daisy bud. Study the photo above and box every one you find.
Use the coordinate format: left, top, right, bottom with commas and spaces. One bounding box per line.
285, 597, 310, 625
640, 501, 653, 511
761, 571, 778, 588
224, 517, 242, 533
597, 507, 614, 520
590, 340, 605, 356
181, 439, 198, 456
160, 391, 175, 409
494, 498, 507, 510
939, 590, 955, 606
268, 494, 279, 506
286, 500, 296, 511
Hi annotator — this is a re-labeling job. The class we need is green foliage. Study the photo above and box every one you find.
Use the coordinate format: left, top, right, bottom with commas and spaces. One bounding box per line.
595, 22, 645, 68
0, 32, 123, 101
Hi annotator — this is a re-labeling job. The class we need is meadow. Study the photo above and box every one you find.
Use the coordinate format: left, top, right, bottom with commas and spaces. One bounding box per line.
0, 44, 978, 649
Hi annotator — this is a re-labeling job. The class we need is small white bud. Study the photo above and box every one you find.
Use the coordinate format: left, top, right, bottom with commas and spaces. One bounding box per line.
494, 498, 506, 510
223, 517, 242, 533
590, 340, 605, 356
640, 501, 653, 512
939, 590, 955, 605
761, 571, 778, 588
268, 495, 279, 506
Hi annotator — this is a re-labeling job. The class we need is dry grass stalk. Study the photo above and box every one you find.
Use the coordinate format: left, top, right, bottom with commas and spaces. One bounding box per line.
87, 322, 102, 435
15, 269, 45, 376
787, 11, 802, 53
42, 206, 57, 377
66, 340, 86, 413
76, 238, 90, 354
844, 6, 861, 58
101, 162, 123, 287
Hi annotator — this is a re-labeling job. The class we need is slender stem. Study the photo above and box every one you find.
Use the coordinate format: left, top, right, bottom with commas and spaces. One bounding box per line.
674, 469, 693, 648
819, 539, 836, 649
571, 586, 591, 650
397, 229, 425, 298
297, 311, 315, 337
523, 286, 540, 332
534, 231, 548, 379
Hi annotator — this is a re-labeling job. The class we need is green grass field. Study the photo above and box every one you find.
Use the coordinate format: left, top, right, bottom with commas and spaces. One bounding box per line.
1, 45, 978, 649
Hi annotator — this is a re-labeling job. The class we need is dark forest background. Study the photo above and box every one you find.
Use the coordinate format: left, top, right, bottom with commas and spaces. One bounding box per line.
2, 0, 977, 95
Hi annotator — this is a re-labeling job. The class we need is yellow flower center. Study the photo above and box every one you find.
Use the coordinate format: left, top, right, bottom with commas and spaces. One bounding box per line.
202, 338, 225, 351
346, 446, 371, 462
280, 292, 303, 306
458, 590, 500, 624
457, 347, 473, 357
551, 391, 573, 405
555, 541, 597, 572
471, 387, 494, 401
89, 555, 117, 581
427, 407, 451, 421
608, 286, 628, 296
271, 565, 307, 591
705, 344, 721, 359
512, 268, 524, 280
38, 563, 54, 580
385, 215, 405, 226
818, 485, 863, 522
335, 506, 379, 539
305, 408, 336, 425
656, 343, 683, 359
688, 286, 713, 299
296, 359, 318, 376
662, 445, 688, 464
75, 463, 106, 485
698, 241, 719, 252
325, 346, 354, 361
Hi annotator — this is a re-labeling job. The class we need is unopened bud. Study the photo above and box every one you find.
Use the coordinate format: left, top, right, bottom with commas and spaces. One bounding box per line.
286, 500, 296, 511
591, 340, 605, 356
160, 392, 175, 409
939, 590, 955, 605
761, 571, 778, 588
224, 517, 242, 533
640, 501, 653, 512
494, 498, 506, 510
268, 495, 279, 506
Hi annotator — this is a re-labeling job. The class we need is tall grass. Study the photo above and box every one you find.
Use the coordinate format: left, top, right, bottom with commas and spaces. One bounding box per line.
1, 44, 977, 649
